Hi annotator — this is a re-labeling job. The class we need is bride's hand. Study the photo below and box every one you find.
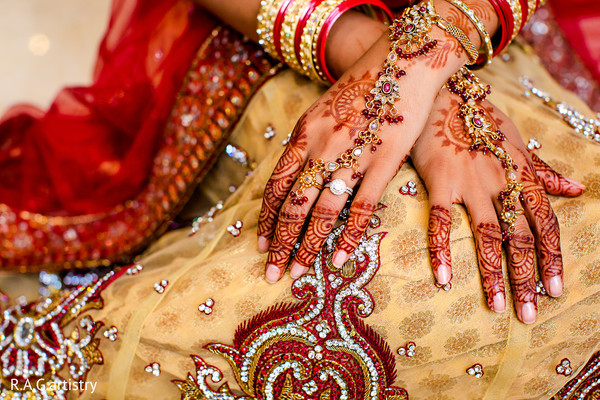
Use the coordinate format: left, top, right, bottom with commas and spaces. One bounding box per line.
412, 87, 585, 324
255, 27, 472, 283
254, 0, 499, 283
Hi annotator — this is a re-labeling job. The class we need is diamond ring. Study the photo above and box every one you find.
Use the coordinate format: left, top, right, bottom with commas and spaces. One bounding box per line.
325, 179, 353, 196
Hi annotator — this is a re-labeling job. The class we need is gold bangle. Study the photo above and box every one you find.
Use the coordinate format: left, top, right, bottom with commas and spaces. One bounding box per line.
506, 0, 523, 42
280, 0, 310, 72
526, 0, 536, 23
299, 0, 343, 82
434, 15, 479, 65
256, 0, 289, 61
444, 0, 493, 68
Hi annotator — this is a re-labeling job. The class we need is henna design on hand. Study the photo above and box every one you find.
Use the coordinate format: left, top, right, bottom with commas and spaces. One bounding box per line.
336, 200, 376, 253
322, 72, 374, 139
267, 206, 306, 270
475, 223, 504, 309
427, 206, 452, 276
506, 233, 537, 304
295, 205, 339, 267
258, 115, 309, 238
520, 163, 562, 280
530, 152, 584, 197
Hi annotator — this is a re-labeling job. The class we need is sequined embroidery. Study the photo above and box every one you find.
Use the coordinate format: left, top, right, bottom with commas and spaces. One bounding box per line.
0, 267, 128, 398
174, 224, 408, 399
554, 351, 600, 399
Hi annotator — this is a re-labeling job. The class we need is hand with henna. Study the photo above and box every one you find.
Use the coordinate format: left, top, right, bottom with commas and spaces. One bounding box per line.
411, 87, 585, 324
255, 0, 501, 283
255, 0, 498, 283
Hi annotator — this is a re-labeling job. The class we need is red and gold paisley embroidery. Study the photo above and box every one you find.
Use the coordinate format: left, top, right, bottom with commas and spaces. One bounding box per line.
174, 223, 408, 400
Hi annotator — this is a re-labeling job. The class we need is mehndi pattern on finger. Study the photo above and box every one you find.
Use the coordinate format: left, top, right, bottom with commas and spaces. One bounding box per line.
447, 68, 524, 241
427, 206, 452, 278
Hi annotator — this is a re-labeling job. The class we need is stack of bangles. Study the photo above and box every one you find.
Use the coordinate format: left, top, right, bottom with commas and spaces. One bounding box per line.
257, 0, 543, 81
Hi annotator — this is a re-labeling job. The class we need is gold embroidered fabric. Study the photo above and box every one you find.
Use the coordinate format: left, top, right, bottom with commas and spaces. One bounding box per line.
7, 41, 600, 399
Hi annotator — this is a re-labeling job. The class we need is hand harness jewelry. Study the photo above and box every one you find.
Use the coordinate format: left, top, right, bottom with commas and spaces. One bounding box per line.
447, 68, 523, 241
290, 1, 475, 205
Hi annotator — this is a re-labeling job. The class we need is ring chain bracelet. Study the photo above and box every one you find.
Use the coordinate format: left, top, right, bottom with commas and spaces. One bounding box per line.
291, 2, 448, 205
447, 68, 523, 241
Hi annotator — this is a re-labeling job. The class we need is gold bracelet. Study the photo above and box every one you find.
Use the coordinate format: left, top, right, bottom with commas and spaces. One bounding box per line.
256, 0, 289, 61
280, 0, 310, 72
299, 0, 343, 83
434, 15, 479, 65
506, 0, 523, 42
526, 0, 536, 23
444, 0, 493, 68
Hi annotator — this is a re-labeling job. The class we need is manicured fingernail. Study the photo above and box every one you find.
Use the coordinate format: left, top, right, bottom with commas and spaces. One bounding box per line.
436, 265, 451, 285
258, 236, 270, 253
521, 302, 537, 324
492, 292, 505, 313
548, 276, 563, 297
564, 176, 585, 189
265, 264, 281, 283
290, 262, 308, 279
333, 251, 348, 268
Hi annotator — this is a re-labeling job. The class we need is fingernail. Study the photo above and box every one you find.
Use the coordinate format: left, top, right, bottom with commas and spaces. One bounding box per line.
290, 262, 308, 279
521, 302, 537, 324
265, 264, 281, 283
258, 236, 270, 253
492, 292, 505, 313
548, 276, 563, 297
333, 251, 348, 268
436, 265, 451, 285
564, 176, 585, 189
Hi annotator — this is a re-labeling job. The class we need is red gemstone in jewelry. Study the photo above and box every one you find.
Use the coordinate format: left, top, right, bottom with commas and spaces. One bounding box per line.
404, 24, 415, 33
382, 82, 392, 94
473, 117, 483, 128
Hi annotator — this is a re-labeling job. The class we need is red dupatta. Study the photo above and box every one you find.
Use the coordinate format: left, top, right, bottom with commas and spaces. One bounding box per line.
0, 0, 216, 216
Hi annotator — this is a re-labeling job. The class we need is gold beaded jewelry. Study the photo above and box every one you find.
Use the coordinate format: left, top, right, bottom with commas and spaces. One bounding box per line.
447, 68, 523, 240
526, 0, 536, 23
444, 0, 493, 68
299, 0, 344, 83
256, 0, 289, 61
434, 15, 478, 64
280, 0, 310, 71
506, 0, 523, 42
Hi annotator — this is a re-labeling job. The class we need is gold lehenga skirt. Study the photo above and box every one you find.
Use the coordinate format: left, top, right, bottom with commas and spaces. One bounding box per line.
3, 34, 600, 399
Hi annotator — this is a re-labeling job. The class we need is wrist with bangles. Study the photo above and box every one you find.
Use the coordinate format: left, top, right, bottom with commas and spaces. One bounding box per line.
256, 0, 537, 85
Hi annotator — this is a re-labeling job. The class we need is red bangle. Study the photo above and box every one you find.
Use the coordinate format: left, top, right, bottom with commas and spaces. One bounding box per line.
488, 0, 514, 56
273, 0, 295, 60
316, 0, 393, 83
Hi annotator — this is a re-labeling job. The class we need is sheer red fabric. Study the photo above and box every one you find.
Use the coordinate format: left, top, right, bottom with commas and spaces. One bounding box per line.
0, 0, 215, 216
